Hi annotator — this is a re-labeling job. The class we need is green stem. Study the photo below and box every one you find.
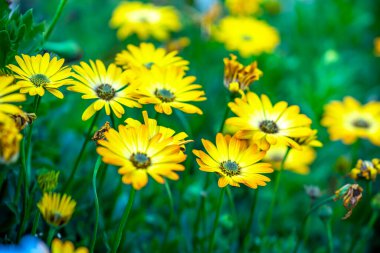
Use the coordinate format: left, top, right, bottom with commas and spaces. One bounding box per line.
208, 187, 226, 253
16, 137, 28, 242
31, 212, 40, 235
241, 189, 259, 251
44, 0, 68, 41
226, 187, 237, 220
350, 211, 379, 253
110, 113, 116, 128
293, 196, 335, 253
63, 111, 99, 192
46, 227, 57, 247
161, 181, 175, 253
111, 187, 136, 253
263, 147, 291, 236
325, 220, 333, 253
219, 96, 232, 133
90, 157, 102, 253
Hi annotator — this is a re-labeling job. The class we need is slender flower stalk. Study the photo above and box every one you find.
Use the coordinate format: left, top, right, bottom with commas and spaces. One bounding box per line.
63, 111, 100, 192
208, 187, 226, 253
44, 0, 68, 40
161, 181, 174, 253
263, 146, 291, 235
111, 187, 136, 253
31, 212, 40, 235
325, 220, 334, 253
46, 227, 57, 247
90, 157, 102, 253
242, 190, 259, 249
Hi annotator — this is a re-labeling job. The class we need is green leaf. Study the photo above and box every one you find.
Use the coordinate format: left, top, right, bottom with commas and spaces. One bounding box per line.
0, 30, 11, 67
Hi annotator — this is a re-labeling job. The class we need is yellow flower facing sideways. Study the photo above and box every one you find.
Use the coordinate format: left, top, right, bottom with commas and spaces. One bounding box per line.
51, 239, 88, 253
226, 0, 262, 16
96, 123, 187, 190
68, 60, 141, 121
350, 159, 380, 181
321, 96, 380, 145
0, 75, 25, 119
115, 43, 189, 71
226, 92, 312, 151
7, 53, 72, 98
0, 115, 22, 164
110, 2, 181, 41
223, 54, 263, 94
263, 142, 316, 174
37, 192, 76, 227
193, 133, 273, 188
134, 66, 206, 115
213, 16, 280, 57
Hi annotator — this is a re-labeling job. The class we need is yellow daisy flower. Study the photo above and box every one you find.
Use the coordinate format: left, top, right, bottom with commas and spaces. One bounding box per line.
115, 43, 189, 71
109, 2, 181, 41
193, 133, 273, 188
51, 239, 88, 253
96, 124, 187, 190
292, 129, 323, 148
223, 54, 262, 94
135, 66, 206, 115
226, 0, 262, 16
0, 75, 25, 119
264, 143, 316, 174
213, 16, 280, 57
0, 115, 22, 164
68, 60, 141, 121
226, 92, 312, 151
349, 159, 379, 181
321, 96, 380, 145
37, 192, 76, 227
7, 53, 72, 98
124, 110, 192, 149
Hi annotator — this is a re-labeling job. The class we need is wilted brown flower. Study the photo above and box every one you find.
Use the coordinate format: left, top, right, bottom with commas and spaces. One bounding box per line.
334, 184, 363, 219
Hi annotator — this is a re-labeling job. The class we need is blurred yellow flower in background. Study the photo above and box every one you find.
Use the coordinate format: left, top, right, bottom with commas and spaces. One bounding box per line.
226, 92, 312, 151
51, 238, 88, 253
115, 43, 189, 71
96, 124, 187, 190
134, 66, 206, 115
349, 159, 379, 181
37, 192, 76, 227
226, 0, 262, 16
69, 60, 141, 121
0, 75, 25, 119
193, 133, 273, 188
321, 96, 380, 145
264, 143, 316, 174
213, 16, 280, 57
110, 2, 181, 41
374, 37, 380, 56
0, 115, 22, 164
223, 54, 262, 94
7, 53, 72, 98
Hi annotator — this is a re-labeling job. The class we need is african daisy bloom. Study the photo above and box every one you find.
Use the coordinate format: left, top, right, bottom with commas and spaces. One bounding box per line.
0, 115, 22, 164
224, 54, 262, 94
7, 53, 72, 98
68, 60, 141, 121
125, 110, 192, 150
0, 75, 25, 119
226, 92, 312, 151
109, 2, 181, 41
193, 133, 273, 188
321, 96, 380, 146
264, 143, 316, 174
226, 0, 262, 16
96, 124, 187, 190
115, 43, 189, 71
51, 239, 88, 253
37, 192, 76, 227
213, 16, 280, 57
134, 66, 206, 115
349, 159, 379, 181
292, 129, 323, 148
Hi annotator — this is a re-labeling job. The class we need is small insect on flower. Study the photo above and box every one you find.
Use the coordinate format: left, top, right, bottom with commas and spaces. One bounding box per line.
349, 159, 379, 181
193, 133, 273, 188
37, 192, 76, 227
51, 238, 88, 253
321, 96, 380, 146
7, 53, 72, 98
92, 121, 111, 144
11, 111, 37, 130
226, 92, 312, 151
334, 184, 363, 220
0, 75, 26, 119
